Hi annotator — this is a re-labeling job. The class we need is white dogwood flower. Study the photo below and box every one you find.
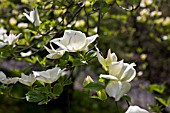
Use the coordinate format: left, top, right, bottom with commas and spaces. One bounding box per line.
44, 43, 65, 59
106, 81, 131, 101
0, 71, 19, 84
23, 7, 41, 26
3, 32, 22, 45
50, 30, 98, 52
125, 106, 149, 113
33, 65, 65, 84
96, 47, 117, 71
19, 73, 36, 86
100, 60, 136, 82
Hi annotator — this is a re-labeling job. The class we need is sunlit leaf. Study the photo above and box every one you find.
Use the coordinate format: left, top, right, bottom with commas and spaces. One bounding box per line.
84, 82, 104, 91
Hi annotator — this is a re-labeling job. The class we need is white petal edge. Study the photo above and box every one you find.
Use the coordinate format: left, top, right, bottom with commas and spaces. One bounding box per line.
121, 63, 136, 82
85, 34, 98, 47
0, 71, 6, 81
125, 106, 149, 113
23, 12, 34, 23
106, 81, 131, 101
109, 60, 124, 77
99, 74, 118, 80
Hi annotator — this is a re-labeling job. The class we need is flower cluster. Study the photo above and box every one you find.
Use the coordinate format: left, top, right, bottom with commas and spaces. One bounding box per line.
0, 27, 21, 48
83, 47, 149, 112
45, 30, 98, 59
0, 65, 65, 86
96, 47, 136, 101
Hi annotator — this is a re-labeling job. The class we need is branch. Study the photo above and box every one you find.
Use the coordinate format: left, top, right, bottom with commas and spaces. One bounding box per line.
84, 5, 89, 35
97, 4, 101, 34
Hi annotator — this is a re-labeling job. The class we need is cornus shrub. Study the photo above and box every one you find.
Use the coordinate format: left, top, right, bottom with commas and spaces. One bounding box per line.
0, 0, 169, 113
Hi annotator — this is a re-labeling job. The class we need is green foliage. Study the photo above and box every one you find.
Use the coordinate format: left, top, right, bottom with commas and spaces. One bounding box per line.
147, 84, 165, 94
53, 83, 63, 96
84, 82, 105, 91
155, 97, 170, 107
148, 104, 164, 113
26, 90, 45, 103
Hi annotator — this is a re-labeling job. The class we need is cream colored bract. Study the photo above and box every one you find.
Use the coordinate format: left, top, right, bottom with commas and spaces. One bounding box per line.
106, 81, 131, 101
19, 73, 36, 86
33, 65, 64, 84
96, 47, 117, 71
100, 60, 136, 82
125, 106, 149, 113
0, 71, 19, 84
23, 7, 41, 26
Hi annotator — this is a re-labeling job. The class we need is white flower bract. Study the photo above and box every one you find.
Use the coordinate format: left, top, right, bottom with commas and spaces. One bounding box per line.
105, 81, 131, 101
33, 65, 65, 84
19, 73, 36, 86
125, 105, 149, 113
44, 43, 65, 59
100, 60, 136, 82
96, 47, 117, 71
23, 7, 41, 26
0, 71, 19, 84
3, 32, 22, 45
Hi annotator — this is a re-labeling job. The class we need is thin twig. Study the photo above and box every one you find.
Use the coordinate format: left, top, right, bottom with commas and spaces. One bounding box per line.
115, 101, 120, 113
97, 5, 101, 34
84, 6, 89, 35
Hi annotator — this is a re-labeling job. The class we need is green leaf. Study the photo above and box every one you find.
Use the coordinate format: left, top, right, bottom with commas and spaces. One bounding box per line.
36, 87, 49, 94
122, 95, 131, 103
167, 97, 170, 104
129, 0, 141, 5
59, 59, 68, 67
72, 59, 87, 67
38, 99, 51, 105
85, 50, 97, 60
90, 95, 101, 99
23, 67, 33, 74
90, 90, 107, 101
101, 1, 109, 14
26, 90, 45, 102
148, 104, 164, 113
155, 97, 168, 107
63, 79, 72, 86
53, 83, 63, 96
58, 76, 65, 83
84, 82, 104, 91
149, 84, 165, 94
0, 85, 13, 94
93, 1, 109, 14
90, 0, 97, 5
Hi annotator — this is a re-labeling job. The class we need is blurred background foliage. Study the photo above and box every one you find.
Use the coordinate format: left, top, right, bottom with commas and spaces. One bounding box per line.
0, 0, 170, 113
